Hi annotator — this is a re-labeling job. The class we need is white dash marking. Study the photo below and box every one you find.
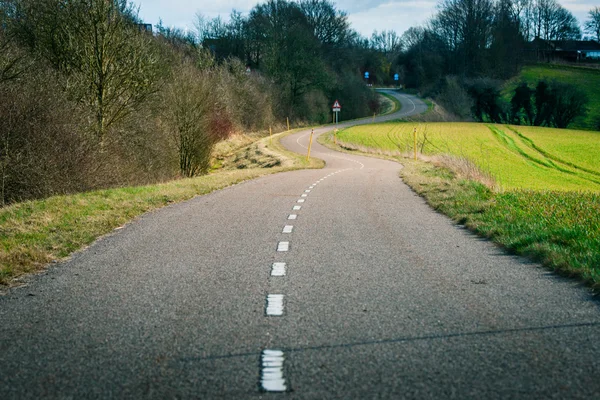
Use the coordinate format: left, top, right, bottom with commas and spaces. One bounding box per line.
301, 194, 308, 198
305, 190, 311, 193
283, 225, 294, 233
266, 294, 284, 316
293, 205, 301, 210
277, 242, 289, 252
260, 350, 287, 392
297, 199, 305, 203
288, 214, 297, 220
271, 262, 286, 277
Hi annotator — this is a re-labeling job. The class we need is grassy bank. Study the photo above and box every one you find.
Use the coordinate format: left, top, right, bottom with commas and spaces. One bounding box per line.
320, 125, 600, 290
335, 122, 600, 191
0, 130, 324, 287
503, 64, 600, 130
379, 92, 402, 115
402, 162, 600, 289
0, 89, 400, 287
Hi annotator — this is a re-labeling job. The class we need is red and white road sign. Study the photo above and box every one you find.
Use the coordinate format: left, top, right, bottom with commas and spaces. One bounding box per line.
332, 100, 341, 112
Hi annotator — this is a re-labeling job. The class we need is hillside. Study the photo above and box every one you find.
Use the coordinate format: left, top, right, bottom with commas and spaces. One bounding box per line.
503, 64, 600, 131
335, 122, 600, 192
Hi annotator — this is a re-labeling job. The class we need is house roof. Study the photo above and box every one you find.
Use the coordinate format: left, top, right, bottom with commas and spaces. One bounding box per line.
552, 40, 600, 52
530, 39, 600, 52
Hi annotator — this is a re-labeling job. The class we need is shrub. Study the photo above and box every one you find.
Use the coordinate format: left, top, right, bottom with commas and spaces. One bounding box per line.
531, 80, 588, 129
161, 63, 234, 177
0, 67, 92, 204
436, 76, 473, 120
466, 78, 508, 123
510, 82, 534, 125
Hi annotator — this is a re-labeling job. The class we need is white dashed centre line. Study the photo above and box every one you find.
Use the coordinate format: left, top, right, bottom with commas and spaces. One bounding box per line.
277, 242, 289, 252
301, 194, 308, 197
271, 262, 286, 277
283, 225, 294, 233
260, 350, 287, 392
297, 199, 305, 203
288, 214, 297, 220
266, 294, 284, 316
293, 205, 301, 210
305, 190, 311, 193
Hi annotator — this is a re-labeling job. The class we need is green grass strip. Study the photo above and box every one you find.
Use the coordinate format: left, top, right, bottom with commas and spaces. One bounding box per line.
320, 130, 600, 290
401, 162, 600, 290
0, 131, 324, 286
379, 92, 402, 115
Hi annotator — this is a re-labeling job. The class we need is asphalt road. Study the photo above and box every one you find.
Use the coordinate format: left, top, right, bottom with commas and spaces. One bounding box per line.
1, 91, 599, 399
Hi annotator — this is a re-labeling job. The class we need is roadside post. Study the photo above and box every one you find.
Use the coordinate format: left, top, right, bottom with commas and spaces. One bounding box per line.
287, 117, 290, 131
332, 100, 341, 145
307, 128, 314, 161
270, 126, 272, 145
332, 99, 341, 125
413, 127, 417, 160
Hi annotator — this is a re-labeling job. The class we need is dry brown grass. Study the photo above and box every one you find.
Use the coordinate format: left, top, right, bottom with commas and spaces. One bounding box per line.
425, 154, 497, 189
0, 128, 323, 288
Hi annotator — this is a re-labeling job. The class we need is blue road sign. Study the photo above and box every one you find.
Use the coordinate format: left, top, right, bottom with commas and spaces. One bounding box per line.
394, 73, 399, 81
364, 72, 369, 79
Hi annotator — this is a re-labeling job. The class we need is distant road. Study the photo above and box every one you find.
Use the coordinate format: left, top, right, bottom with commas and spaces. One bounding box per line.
375, 89, 429, 121
1, 91, 599, 399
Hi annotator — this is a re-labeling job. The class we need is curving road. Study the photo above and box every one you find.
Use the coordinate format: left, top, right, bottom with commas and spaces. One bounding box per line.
1, 91, 599, 399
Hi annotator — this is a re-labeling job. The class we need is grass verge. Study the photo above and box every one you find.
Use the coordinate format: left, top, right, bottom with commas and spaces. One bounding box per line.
320, 132, 600, 291
379, 92, 402, 115
0, 93, 402, 287
0, 130, 324, 287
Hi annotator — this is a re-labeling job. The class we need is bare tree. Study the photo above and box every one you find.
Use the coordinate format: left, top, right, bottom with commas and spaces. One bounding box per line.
163, 63, 232, 177
431, 0, 495, 76
585, 7, 600, 41
9, 0, 162, 143
298, 0, 349, 46
370, 30, 402, 60
66, 1, 162, 142
530, 0, 581, 40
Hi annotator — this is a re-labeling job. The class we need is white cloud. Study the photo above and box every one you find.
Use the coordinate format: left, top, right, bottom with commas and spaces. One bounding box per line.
132, 0, 257, 27
561, 0, 595, 12
347, 1, 436, 37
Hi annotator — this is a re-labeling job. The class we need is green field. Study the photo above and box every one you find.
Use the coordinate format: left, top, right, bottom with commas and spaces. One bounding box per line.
503, 64, 600, 130
337, 122, 600, 192
329, 121, 600, 288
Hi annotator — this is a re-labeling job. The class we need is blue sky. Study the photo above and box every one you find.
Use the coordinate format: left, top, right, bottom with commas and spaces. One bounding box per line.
131, 0, 594, 39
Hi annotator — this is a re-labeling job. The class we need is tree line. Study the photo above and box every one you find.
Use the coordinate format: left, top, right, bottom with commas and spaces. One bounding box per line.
398, 0, 595, 86
1, 0, 598, 205
394, 0, 597, 127
0, 0, 388, 205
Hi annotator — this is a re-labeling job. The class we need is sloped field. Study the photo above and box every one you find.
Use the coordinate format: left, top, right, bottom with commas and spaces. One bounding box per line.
332, 121, 600, 287
338, 122, 600, 192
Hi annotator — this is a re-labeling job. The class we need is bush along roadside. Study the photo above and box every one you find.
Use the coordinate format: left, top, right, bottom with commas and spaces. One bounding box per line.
400, 161, 600, 291
0, 130, 324, 288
